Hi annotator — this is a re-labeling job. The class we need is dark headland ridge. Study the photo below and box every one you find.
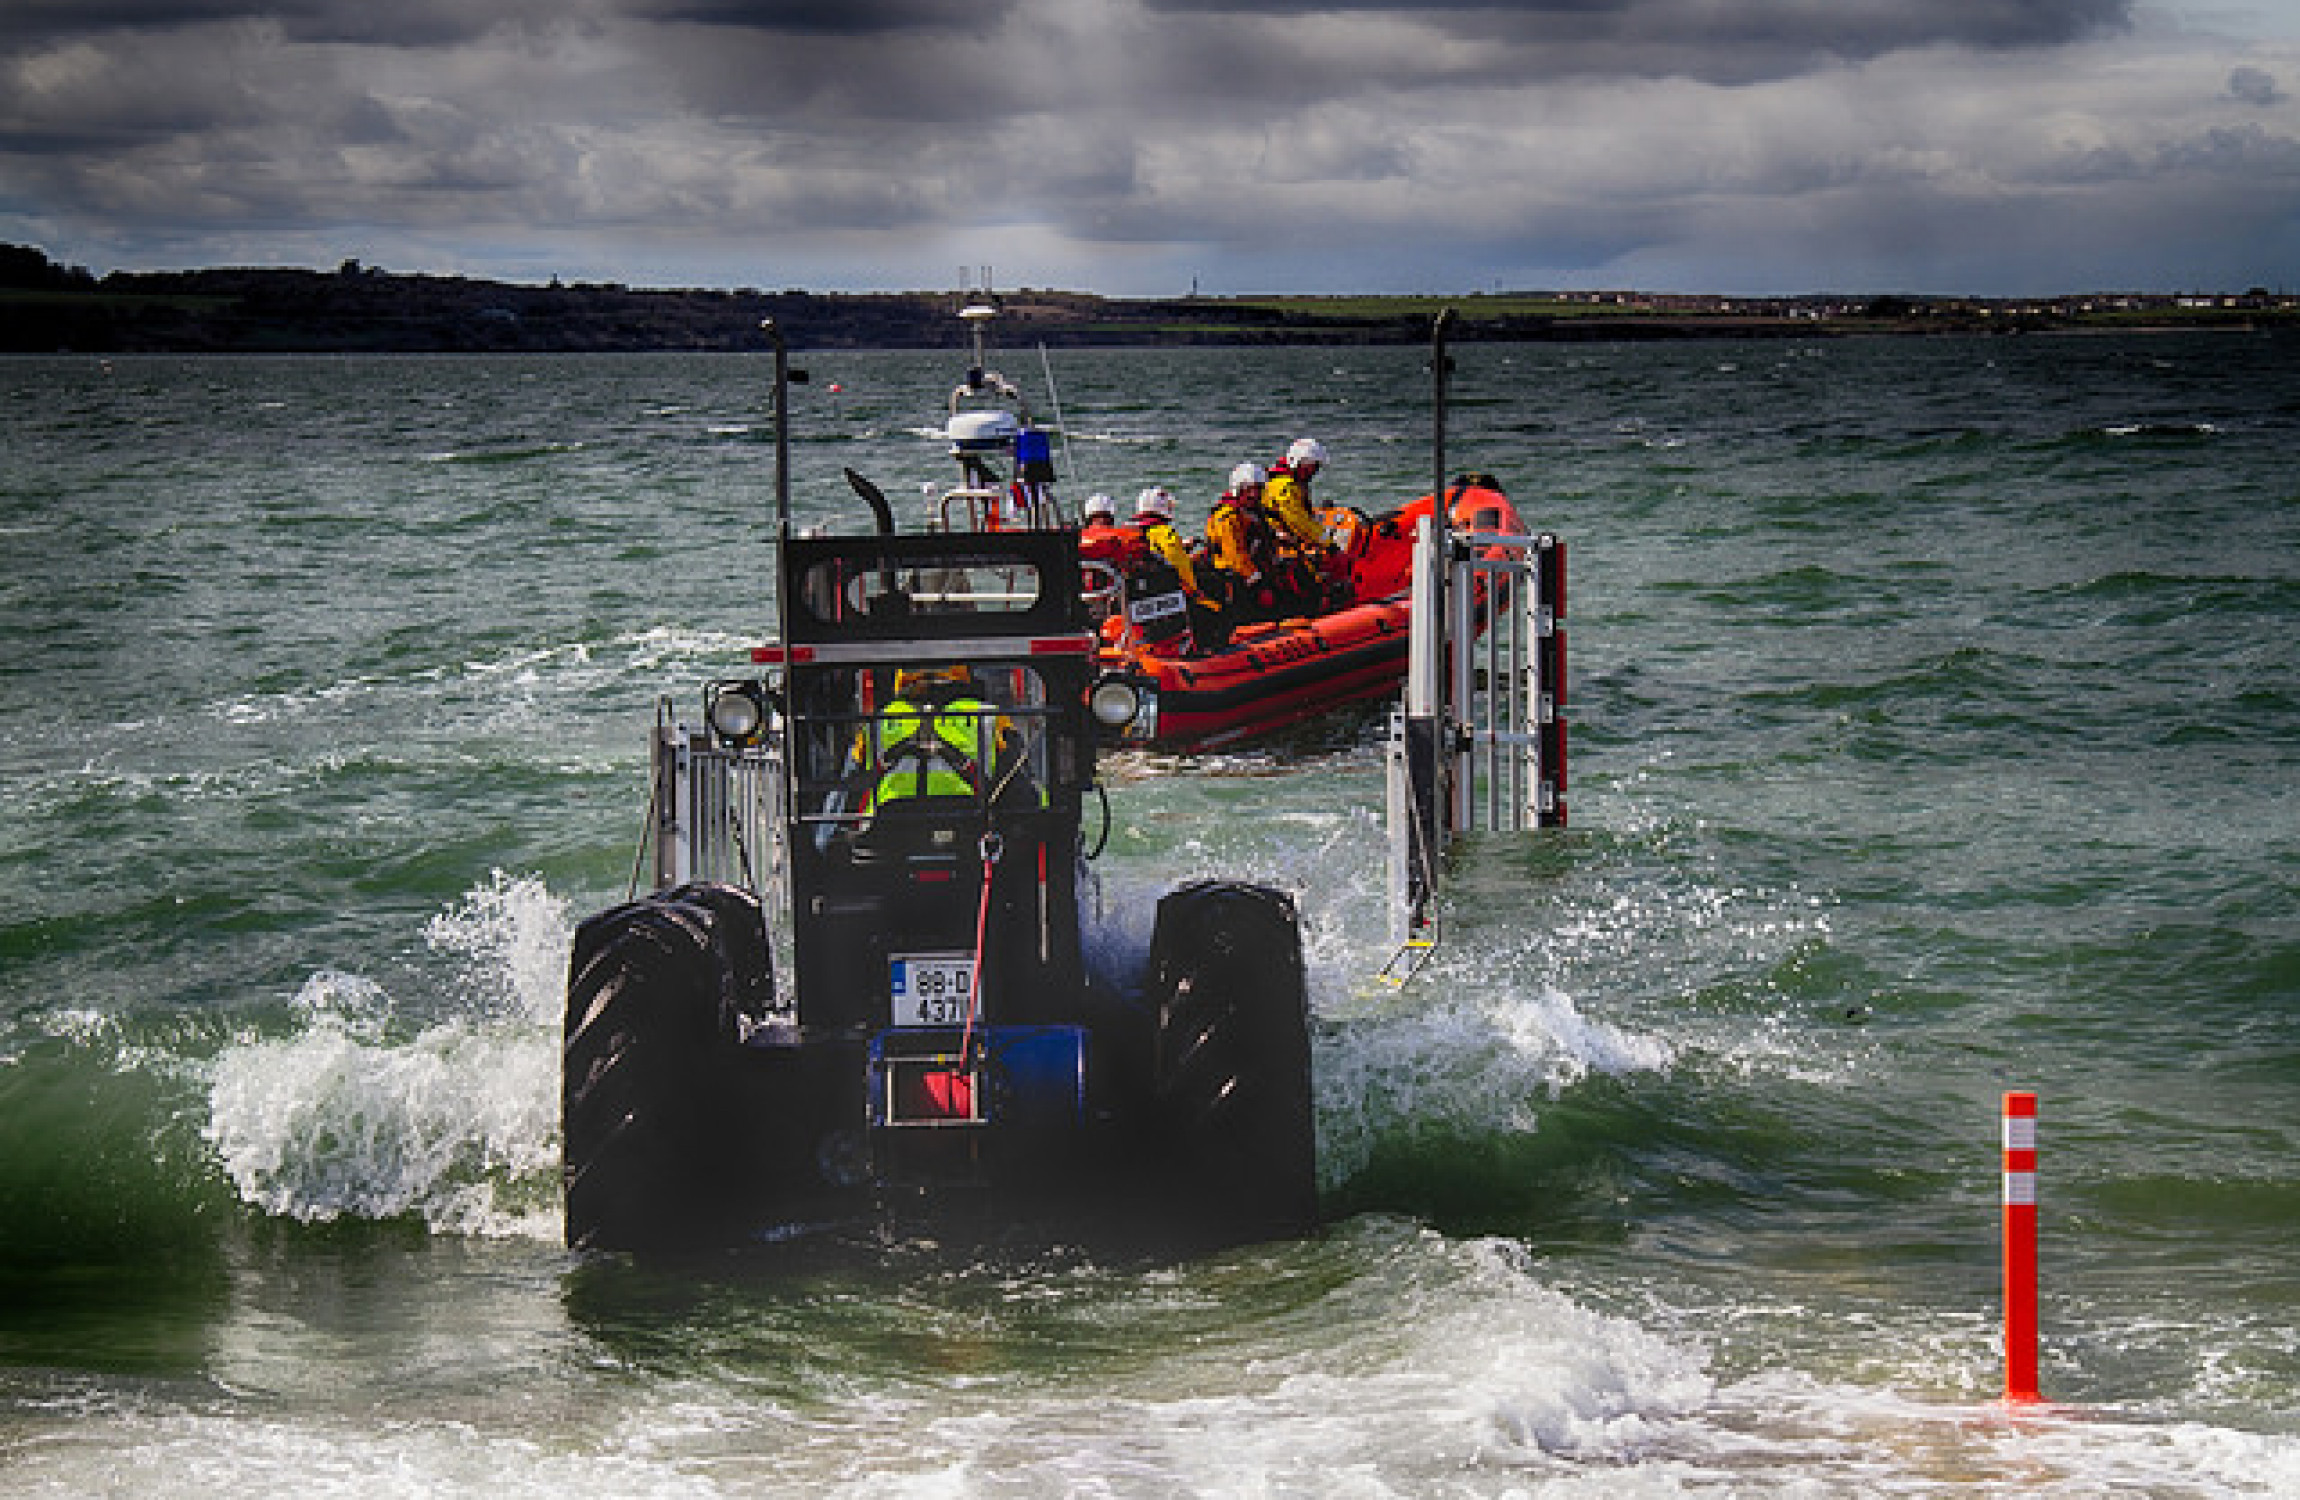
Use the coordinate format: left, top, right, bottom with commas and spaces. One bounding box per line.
4, 244, 2291, 353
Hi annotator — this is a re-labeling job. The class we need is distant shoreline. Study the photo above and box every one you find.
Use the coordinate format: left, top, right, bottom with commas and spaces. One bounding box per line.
4, 246, 2291, 354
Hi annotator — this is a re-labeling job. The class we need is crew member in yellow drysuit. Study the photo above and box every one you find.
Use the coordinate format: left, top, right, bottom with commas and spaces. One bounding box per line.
1264, 437, 1345, 608
1206, 463, 1288, 621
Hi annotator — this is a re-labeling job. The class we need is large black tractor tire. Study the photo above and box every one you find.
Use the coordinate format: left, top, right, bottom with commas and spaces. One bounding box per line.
561, 884, 769, 1252
660, 880, 777, 1034
1144, 880, 1318, 1244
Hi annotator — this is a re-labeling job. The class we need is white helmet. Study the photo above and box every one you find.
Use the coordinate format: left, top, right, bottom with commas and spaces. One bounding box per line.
1134, 485, 1175, 519
1084, 492, 1117, 520
1228, 462, 1268, 491
1287, 437, 1328, 468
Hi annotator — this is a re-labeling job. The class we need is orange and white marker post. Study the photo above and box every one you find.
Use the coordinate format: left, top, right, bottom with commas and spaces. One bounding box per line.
2002, 1090, 2043, 1404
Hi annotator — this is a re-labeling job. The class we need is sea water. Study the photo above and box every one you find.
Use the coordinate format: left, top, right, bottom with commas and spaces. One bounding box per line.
2, 335, 2296, 1495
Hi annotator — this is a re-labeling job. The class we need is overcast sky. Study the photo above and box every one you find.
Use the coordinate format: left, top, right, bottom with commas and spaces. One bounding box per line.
3, 0, 2295, 295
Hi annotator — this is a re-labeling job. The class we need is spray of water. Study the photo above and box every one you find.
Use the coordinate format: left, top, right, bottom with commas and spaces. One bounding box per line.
203, 872, 570, 1239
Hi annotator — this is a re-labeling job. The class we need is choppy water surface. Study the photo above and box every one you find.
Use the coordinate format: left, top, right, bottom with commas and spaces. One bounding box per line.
3, 336, 2296, 1495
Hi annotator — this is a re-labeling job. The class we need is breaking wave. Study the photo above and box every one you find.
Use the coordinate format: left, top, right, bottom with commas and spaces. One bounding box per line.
202, 873, 569, 1240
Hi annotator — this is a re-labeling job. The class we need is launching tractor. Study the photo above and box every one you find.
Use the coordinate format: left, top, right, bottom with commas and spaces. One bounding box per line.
559, 328, 1317, 1253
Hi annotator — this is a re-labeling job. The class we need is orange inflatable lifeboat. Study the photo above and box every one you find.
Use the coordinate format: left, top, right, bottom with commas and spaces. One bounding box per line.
1089, 479, 1526, 750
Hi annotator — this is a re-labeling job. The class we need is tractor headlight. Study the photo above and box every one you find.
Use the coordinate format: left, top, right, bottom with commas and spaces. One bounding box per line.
707, 679, 770, 745
1089, 675, 1145, 731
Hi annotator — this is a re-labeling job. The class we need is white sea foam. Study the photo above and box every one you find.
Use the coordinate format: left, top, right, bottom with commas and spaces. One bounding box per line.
189, 819, 1675, 1242
14, 1219, 2300, 1500
195, 625, 759, 736
1085, 795, 1674, 1195
202, 873, 570, 1240
1062, 428, 1163, 447
18, 1354, 2299, 1499
422, 869, 575, 1028
1313, 978, 1673, 1190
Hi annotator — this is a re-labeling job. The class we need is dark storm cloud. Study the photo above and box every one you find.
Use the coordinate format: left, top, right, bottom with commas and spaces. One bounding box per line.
2230, 65, 2283, 106
1139, 0, 2136, 66
0, 1, 244, 40
1137, 0, 2132, 41
5, 18, 355, 149
630, 0, 1018, 33
0, 0, 561, 46
0, 0, 2291, 293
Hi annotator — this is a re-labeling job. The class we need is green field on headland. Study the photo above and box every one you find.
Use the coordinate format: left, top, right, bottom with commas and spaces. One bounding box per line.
5, 244, 2290, 353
